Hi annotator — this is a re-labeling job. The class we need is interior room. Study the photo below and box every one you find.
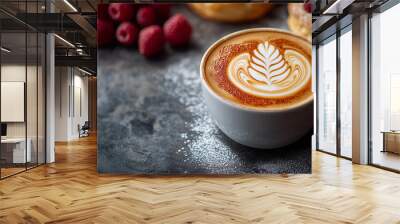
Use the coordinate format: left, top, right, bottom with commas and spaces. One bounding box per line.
0, 0, 400, 223
0, 0, 97, 179
54, 66, 95, 141
0, 19, 46, 178
370, 3, 400, 171
314, 0, 400, 172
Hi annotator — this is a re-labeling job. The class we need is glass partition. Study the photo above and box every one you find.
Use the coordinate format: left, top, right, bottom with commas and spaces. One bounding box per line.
38, 32, 45, 165
0, 1, 46, 179
317, 36, 337, 154
370, 3, 400, 171
27, 30, 38, 169
339, 28, 352, 158
1, 31, 28, 177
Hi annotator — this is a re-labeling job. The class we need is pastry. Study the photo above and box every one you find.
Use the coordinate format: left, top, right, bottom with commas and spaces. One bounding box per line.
288, 3, 312, 40
188, 3, 272, 23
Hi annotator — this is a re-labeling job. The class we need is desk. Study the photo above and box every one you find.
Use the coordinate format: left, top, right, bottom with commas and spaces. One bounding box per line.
1, 138, 31, 163
382, 131, 400, 154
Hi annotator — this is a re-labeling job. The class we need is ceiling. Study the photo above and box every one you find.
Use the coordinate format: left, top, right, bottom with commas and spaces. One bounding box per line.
0, 0, 97, 14
0, 0, 98, 73
312, 0, 390, 44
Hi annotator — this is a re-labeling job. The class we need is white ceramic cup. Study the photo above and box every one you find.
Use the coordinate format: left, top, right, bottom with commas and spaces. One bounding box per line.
200, 28, 313, 149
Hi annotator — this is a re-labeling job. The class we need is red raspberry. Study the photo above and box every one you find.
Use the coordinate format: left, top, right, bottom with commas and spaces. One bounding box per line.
152, 4, 171, 22
139, 25, 165, 57
303, 1, 313, 13
163, 14, 192, 47
137, 7, 157, 27
108, 3, 134, 22
116, 22, 139, 46
97, 4, 109, 19
97, 19, 114, 46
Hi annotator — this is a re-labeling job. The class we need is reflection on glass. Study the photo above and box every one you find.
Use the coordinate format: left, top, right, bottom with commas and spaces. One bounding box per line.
1, 32, 27, 177
371, 4, 400, 171
340, 29, 352, 158
318, 37, 337, 154
27, 31, 38, 169
0, 1, 46, 179
38, 33, 46, 165
390, 76, 400, 130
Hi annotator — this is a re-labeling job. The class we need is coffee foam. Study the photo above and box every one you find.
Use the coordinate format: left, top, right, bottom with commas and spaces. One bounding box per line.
227, 40, 310, 99
203, 29, 312, 110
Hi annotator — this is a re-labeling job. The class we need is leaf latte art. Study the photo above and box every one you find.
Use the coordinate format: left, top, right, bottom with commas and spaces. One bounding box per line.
227, 41, 311, 98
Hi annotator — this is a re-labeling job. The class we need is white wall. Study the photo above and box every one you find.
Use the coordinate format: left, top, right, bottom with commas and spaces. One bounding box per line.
1, 65, 38, 138
1, 63, 46, 164
55, 67, 89, 141
72, 73, 89, 138
1, 65, 27, 141
55, 66, 70, 141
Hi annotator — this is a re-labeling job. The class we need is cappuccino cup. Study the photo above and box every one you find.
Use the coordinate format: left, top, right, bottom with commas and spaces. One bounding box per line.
200, 28, 313, 149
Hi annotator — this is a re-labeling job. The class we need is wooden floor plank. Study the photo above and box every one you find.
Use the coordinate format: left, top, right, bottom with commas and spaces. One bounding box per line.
1, 134, 400, 223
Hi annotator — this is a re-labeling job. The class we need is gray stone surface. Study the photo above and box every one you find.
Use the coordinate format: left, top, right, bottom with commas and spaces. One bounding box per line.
98, 5, 311, 174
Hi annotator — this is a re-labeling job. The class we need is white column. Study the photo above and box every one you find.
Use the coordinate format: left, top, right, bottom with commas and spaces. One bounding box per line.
312, 45, 317, 150
45, 0, 56, 164
352, 14, 369, 164
46, 32, 55, 163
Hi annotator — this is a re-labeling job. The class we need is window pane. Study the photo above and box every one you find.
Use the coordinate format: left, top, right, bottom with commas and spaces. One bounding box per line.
1, 31, 27, 177
371, 4, 400, 171
318, 37, 337, 154
340, 29, 352, 158
38, 33, 45, 165
27, 30, 38, 169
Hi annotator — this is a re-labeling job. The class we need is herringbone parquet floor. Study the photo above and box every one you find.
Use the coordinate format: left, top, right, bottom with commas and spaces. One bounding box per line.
1, 134, 400, 224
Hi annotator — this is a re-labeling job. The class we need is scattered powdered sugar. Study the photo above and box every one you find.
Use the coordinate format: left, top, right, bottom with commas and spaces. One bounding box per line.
164, 57, 239, 171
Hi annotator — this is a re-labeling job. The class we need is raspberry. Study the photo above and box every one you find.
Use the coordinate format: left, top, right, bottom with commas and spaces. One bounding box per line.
163, 14, 192, 47
152, 4, 171, 22
97, 19, 114, 46
116, 22, 139, 46
137, 7, 157, 27
97, 4, 109, 19
108, 3, 135, 22
303, 1, 313, 13
139, 25, 165, 57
